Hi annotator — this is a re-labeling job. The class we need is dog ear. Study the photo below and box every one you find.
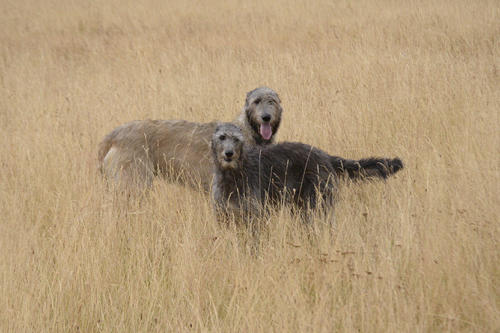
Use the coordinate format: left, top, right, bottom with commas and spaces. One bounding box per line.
233, 124, 243, 133
275, 93, 281, 104
214, 122, 224, 133
245, 88, 257, 107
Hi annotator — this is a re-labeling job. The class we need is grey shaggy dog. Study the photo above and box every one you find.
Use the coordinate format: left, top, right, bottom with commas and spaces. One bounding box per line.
211, 123, 403, 222
98, 87, 282, 190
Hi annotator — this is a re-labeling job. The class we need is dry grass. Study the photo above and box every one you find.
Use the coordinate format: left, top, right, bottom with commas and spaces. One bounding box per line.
1, 0, 499, 331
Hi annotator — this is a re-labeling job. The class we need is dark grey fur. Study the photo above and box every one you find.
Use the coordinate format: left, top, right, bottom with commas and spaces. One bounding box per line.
211, 123, 403, 222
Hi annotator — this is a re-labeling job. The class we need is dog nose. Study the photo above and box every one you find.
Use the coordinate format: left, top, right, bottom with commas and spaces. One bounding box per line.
262, 114, 271, 122
225, 151, 234, 158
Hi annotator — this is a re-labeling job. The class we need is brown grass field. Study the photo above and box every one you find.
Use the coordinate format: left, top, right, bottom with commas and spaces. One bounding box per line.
1, 0, 499, 331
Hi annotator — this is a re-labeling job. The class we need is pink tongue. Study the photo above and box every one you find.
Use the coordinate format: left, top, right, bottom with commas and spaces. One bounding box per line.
259, 123, 272, 140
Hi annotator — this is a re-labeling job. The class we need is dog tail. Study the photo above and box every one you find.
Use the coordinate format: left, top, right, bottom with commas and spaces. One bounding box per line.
330, 156, 403, 180
97, 128, 121, 174
98, 134, 113, 164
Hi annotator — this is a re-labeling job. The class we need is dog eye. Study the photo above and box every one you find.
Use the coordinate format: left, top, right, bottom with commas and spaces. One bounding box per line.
254, 98, 261, 104
233, 137, 239, 143
219, 135, 226, 141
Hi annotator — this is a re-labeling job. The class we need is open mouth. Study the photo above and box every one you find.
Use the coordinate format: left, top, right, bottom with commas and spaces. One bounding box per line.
259, 123, 272, 140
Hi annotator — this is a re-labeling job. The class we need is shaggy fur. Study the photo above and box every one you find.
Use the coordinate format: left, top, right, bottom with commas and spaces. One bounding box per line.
211, 123, 403, 222
98, 87, 283, 190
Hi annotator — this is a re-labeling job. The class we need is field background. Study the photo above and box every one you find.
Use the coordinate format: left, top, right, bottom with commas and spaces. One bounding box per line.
1, 0, 498, 331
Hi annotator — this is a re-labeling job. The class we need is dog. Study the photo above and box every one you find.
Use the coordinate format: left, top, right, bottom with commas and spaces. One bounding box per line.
211, 123, 403, 222
98, 87, 283, 190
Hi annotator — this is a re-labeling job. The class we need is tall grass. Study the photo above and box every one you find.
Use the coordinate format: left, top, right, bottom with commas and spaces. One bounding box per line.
0, 0, 498, 331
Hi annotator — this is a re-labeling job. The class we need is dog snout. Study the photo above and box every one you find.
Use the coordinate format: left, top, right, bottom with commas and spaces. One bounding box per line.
261, 114, 271, 122
225, 150, 234, 158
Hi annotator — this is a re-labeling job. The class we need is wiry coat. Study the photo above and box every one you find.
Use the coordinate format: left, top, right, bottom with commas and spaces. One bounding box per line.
98, 87, 283, 190
211, 123, 403, 222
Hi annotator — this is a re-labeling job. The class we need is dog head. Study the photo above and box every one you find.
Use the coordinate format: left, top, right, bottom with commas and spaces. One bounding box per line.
212, 123, 245, 170
243, 87, 282, 145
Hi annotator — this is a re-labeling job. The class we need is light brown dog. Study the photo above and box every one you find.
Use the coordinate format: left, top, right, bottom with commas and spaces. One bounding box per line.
98, 87, 283, 190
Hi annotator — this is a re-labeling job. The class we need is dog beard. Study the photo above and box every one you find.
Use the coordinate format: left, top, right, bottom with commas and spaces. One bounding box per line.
220, 157, 238, 170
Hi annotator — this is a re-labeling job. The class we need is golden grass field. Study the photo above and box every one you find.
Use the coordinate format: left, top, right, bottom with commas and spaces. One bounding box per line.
1, 0, 498, 331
